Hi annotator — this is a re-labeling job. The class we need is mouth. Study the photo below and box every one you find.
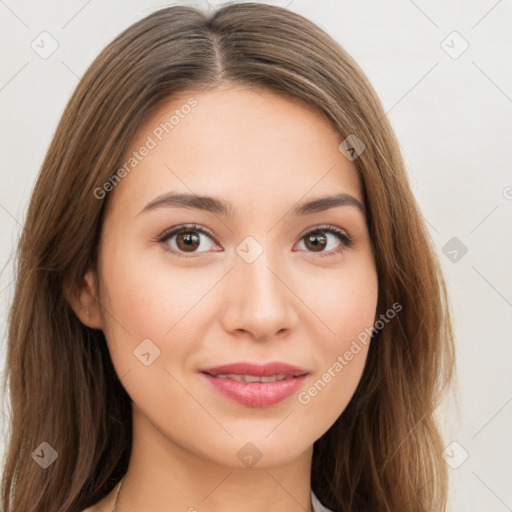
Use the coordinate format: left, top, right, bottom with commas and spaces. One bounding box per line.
199, 361, 310, 407
200, 361, 309, 378
202, 373, 304, 383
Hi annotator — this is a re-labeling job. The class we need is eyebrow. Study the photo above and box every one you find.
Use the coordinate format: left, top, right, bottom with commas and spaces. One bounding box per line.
138, 191, 365, 217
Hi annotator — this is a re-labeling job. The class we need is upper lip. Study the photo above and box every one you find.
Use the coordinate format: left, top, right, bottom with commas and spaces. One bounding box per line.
200, 361, 309, 377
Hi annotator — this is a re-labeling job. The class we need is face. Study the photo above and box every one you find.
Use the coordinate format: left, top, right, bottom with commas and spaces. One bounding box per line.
81, 83, 378, 469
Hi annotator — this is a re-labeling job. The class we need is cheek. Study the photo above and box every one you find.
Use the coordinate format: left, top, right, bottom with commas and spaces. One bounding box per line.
97, 239, 225, 404
296, 345, 369, 441
295, 307, 374, 439
293, 249, 378, 342
293, 256, 377, 429
99, 238, 217, 342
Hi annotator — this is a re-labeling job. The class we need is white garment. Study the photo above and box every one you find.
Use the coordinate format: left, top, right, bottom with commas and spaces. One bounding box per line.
311, 489, 334, 512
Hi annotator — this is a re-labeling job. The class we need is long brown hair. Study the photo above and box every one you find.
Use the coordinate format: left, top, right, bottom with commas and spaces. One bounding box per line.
1, 3, 454, 511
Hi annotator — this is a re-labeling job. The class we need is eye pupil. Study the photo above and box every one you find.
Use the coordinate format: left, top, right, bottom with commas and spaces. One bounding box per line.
177, 231, 200, 251
305, 234, 326, 251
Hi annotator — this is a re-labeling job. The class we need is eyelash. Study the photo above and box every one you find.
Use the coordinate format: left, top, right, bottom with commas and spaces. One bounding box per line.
155, 223, 354, 259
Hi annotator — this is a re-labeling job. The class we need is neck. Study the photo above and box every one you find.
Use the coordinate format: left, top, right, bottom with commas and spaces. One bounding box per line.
115, 409, 314, 512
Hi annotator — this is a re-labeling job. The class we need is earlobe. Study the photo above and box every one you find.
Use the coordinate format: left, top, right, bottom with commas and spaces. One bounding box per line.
64, 268, 104, 329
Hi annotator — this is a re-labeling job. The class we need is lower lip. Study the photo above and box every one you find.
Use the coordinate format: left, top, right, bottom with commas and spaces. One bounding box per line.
201, 373, 308, 407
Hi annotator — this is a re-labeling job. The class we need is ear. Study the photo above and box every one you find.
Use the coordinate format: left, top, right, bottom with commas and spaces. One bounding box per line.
64, 268, 104, 329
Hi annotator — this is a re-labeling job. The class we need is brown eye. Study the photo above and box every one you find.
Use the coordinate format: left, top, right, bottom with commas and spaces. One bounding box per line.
176, 231, 201, 252
295, 226, 354, 258
158, 224, 219, 256
304, 233, 327, 252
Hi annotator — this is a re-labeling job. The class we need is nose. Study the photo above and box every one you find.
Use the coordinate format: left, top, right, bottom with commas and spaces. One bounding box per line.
220, 248, 299, 341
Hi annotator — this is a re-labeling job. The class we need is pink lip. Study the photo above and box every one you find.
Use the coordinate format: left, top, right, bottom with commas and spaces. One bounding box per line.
201, 361, 309, 377
200, 361, 309, 408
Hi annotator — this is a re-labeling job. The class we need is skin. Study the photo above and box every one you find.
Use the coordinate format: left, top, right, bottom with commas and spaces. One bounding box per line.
73, 82, 378, 512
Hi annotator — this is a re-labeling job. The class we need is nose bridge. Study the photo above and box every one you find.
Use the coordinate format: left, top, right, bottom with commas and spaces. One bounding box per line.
222, 239, 297, 339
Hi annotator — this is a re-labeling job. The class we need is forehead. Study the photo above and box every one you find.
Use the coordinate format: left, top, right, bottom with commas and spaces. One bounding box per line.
105, 84, 363, 218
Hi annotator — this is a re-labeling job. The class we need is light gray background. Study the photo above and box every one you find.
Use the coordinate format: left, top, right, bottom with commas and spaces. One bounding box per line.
1, 1, 511, 510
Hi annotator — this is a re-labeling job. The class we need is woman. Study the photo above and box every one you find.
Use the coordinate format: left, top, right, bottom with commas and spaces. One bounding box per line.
1, 3, 454, 511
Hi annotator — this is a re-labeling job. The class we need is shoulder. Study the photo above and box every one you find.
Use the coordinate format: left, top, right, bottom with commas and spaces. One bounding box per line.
80, 479, 121, 511
311, 489, 334, 512
78, 485, 118, 511
79, 501, 109, 512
